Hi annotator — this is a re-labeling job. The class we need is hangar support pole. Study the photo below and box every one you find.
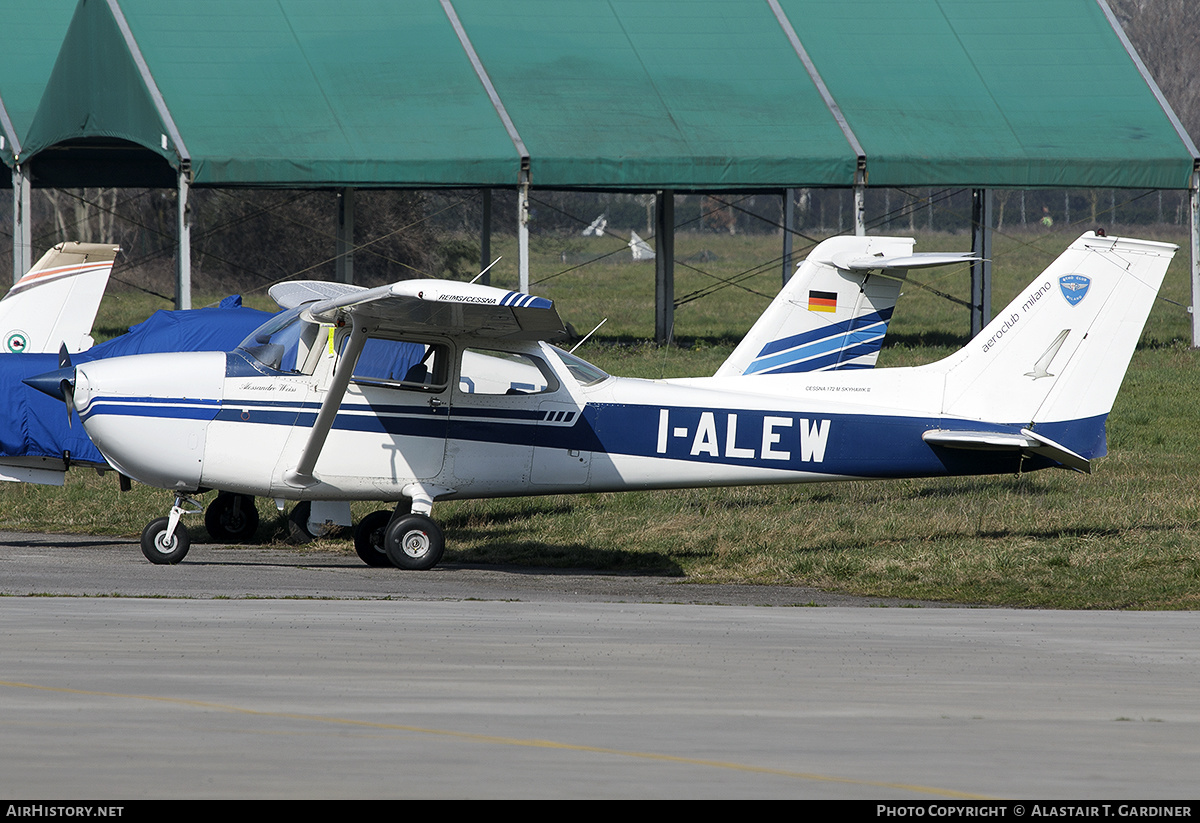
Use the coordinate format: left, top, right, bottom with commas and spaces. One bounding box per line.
655, 190, 675, 346
854, 180, 866, 237
518, 176, 530, 293
970, 188, 994, 338
336, 187, 355, 284
479, 189, 492, 286
782, 188, 795, 284
176, 169, 191, 311
11, 166, 30, 284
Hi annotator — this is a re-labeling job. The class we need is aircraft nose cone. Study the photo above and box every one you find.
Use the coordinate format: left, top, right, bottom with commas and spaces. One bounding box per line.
23, 366, 76, 403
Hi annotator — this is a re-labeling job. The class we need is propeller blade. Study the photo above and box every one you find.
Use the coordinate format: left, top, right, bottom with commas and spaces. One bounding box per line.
60, 378, 75, 428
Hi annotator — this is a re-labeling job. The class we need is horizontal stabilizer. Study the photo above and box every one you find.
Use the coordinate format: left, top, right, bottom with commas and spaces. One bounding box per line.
830, 251, 980, 271
922, 428, 1091, 473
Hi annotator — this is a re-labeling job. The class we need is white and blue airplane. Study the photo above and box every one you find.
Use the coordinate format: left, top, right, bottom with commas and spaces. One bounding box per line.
32, 232, 1162, 572
8, 233, 958, 545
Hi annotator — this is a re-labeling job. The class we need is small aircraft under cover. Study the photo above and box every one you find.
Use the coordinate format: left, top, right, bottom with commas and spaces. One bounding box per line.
28, 232, 1169, 570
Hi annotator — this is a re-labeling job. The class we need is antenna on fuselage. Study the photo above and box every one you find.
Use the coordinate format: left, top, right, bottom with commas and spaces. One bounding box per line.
569, 318, 607, 354
470, 257, 502, 285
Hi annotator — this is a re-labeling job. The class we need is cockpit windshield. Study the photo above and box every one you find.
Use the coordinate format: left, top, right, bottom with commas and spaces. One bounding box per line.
237, 307, 308, 372
550, 346, 609, 386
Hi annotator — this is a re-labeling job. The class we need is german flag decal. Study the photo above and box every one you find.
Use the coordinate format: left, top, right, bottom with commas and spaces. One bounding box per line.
808, 290, 837, 313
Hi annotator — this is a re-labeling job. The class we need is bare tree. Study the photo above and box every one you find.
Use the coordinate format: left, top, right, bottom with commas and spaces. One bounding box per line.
1108, 0, 1200, 144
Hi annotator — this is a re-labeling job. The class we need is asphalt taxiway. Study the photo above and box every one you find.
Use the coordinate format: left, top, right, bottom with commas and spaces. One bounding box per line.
1, 533, 1197, 799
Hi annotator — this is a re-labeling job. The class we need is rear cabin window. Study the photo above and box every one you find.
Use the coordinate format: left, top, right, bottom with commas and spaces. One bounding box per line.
458, 348, 558, 395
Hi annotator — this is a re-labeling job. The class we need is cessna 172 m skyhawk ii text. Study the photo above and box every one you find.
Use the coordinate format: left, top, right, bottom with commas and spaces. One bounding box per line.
28, 232, 1173, 570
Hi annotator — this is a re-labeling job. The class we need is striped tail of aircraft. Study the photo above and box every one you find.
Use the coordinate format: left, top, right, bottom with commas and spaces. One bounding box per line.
715, 235, 977, 376
0, 242, 120, 355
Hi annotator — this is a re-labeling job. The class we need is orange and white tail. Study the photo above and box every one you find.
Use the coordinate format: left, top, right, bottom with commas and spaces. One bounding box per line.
0, 242, 119, 354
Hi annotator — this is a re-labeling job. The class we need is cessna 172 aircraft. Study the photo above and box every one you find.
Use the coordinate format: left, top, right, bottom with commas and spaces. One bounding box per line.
10, 233, 961, 544
29, 231, 1168, 571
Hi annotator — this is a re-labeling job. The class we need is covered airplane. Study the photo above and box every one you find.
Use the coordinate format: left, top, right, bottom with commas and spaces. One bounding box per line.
27, 232, 1168, 570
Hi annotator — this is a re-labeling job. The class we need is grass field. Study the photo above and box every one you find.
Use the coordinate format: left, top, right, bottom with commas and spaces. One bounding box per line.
4, 225, 1198, 608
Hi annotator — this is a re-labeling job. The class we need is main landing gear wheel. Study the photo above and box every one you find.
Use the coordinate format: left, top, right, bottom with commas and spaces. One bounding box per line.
141, 518, 191, 564
353, 510, 393, 567
204, 493, 259, 543
287, 501, 348, 544
384, 514, 444, 570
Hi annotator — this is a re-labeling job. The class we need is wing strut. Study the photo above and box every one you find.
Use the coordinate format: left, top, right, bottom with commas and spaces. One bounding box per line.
283, 318, 368, 488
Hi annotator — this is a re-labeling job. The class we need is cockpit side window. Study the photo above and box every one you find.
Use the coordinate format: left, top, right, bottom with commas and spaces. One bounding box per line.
341, 335, 449, 391
238, 308, 321, 374
549, 345, 610, 387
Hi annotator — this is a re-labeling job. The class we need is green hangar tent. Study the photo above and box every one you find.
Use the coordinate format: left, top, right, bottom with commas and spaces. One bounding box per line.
4, 0, 1197, 339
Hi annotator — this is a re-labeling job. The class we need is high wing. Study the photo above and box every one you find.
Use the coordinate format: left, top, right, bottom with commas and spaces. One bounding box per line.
304, 280, 569, 342
716, 236, 979, 376
0, 242, 119, 354
282, 280, 566, 490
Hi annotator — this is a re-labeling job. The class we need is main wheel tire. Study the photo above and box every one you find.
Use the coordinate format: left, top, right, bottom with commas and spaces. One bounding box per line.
204, 493, 259, 543
384, 514, 445, 570
141, 518, 191, 565
353, 510, 393, 567
286, 501, 348, 544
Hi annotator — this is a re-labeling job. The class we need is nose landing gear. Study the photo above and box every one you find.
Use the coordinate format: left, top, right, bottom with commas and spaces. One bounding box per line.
140, 494, 202, 564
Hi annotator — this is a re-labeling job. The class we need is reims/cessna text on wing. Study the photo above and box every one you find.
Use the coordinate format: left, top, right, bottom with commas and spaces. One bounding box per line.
28, 232, 1172, 570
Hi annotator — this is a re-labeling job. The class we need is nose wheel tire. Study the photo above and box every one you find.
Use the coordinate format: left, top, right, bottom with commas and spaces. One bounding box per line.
141, 518, 191, 564
204, 493, 259, 543
384, 514, 444, 570
353, 510, 394, 567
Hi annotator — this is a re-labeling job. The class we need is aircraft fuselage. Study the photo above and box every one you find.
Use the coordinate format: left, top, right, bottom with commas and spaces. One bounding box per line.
74, 337, 1059, 506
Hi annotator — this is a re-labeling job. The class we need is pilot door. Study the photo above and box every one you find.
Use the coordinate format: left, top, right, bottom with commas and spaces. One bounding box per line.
301, 335, 451, 492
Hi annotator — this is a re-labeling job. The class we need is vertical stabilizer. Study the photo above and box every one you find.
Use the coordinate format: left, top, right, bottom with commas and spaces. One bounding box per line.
716, 236, 976, 376
931, 233, 1175, 458
0, 242, 119, 354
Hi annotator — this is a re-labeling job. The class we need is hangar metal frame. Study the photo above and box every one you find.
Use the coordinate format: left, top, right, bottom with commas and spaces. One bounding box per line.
3, 0, 1197, 342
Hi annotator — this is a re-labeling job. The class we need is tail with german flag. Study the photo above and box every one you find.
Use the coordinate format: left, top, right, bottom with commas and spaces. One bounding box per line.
715, 235, 977, 377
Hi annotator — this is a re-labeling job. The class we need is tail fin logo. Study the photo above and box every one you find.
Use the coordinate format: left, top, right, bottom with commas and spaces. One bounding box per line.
1058, 274, 1091, 306
5, 330, 28, 353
